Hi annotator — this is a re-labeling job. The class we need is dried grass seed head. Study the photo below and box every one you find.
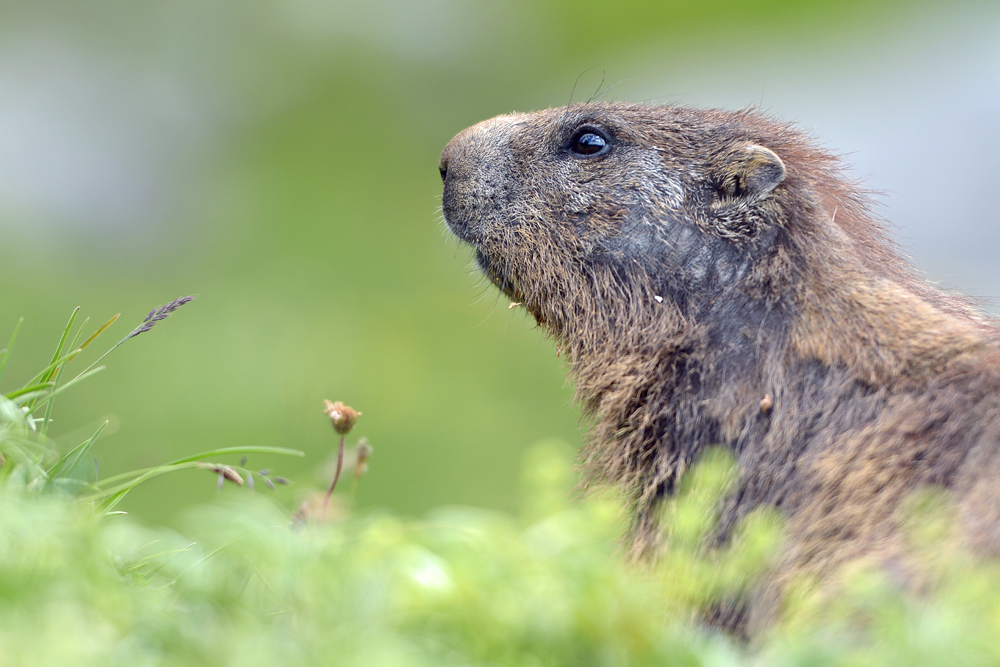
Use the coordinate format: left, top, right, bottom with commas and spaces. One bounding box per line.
128, 296, 195, 339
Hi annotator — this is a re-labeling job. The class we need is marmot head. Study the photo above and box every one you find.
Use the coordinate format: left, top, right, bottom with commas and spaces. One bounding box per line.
438, 103, 816, 340
438, 102, 961, 386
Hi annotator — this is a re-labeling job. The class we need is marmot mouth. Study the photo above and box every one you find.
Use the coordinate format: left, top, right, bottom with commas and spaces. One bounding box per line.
475, 249, 519, 298
475, 248, 501, 285
443, 213, 475, 244
476, 248, 546, 325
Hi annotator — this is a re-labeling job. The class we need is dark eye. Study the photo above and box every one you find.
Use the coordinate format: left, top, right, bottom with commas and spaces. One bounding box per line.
569, 126, 611, 157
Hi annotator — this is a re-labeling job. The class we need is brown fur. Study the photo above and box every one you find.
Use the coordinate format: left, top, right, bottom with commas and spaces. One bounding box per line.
438, 103, 1000, 633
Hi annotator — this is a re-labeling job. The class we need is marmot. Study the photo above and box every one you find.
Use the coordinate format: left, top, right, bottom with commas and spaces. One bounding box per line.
439, 102, 1000, 633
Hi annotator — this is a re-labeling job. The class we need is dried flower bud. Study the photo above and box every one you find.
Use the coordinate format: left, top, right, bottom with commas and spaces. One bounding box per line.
220, 465, 244, 485
356, 438, 372, 461
323, 399, 361, 435
354, 438, 373, 478
197, 462, 244, 486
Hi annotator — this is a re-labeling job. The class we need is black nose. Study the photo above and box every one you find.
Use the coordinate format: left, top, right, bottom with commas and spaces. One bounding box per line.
439, 157, 448, 183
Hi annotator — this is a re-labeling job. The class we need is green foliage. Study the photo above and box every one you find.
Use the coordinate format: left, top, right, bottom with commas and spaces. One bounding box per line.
0, 433, 735, 666
5, 311, 1000, 666
0, 306, 304, 511
3, 437, 1000, 666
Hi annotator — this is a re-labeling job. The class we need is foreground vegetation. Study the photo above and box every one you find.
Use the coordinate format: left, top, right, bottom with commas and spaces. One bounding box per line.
2, 307, 1000, 666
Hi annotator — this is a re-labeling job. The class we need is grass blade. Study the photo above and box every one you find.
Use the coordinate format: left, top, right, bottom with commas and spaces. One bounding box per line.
46, 307, 80, 379
0, 317, 24, 386
20, 348, 84, 391
49, 420, 109, 480
9, 390, 51, 407
160, 445, 306, 467
85, 446, 304, 511
89, 446, 306, 489
26, 312, 121, 429
27, 306, 80, 413
5, 383, 55, 400
93, 462, 203, 513
78, 313, 120, 351
0, 440, 49, 484
40, 366, 66, 435
28, 367, 105, 411
69, 316, 90, 352
41, 314, 97, 435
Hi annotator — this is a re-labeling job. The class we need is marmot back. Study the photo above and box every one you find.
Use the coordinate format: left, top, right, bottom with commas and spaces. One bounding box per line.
439, 102, 1000, 634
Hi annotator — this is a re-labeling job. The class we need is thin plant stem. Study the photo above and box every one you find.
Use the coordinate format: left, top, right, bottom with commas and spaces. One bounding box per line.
68, 297, 192, 385
323, 435, 345, 508
0, 317, 24, 385
348, 476, 359, 512
70, 333, 134, 384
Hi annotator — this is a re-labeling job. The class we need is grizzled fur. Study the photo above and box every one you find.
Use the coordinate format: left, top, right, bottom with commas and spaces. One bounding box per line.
439, 102, 1000, 633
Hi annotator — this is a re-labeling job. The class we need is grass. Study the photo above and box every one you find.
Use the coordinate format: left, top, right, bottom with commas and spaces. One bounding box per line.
2, 305, 1000, 666
0, 300, 304, 506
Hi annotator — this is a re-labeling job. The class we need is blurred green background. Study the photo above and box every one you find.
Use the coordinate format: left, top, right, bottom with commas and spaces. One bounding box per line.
1, 0, 998, 526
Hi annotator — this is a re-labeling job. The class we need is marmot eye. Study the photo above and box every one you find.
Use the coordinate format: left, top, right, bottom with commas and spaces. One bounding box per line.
569, 127, 611, 157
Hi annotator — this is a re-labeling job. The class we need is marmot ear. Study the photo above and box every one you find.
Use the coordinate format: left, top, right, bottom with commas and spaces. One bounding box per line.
714, 144, 786, 202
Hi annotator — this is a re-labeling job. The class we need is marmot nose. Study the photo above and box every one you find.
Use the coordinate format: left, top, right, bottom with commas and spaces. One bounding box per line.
438, 154, 449, 183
